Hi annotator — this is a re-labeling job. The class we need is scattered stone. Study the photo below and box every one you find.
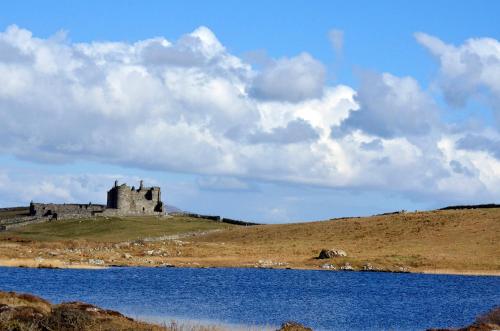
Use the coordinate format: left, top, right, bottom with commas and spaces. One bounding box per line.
397, 266, 409, 273
277, 321, 313, 331
256, 260, 289, 268
321, 263, 336, 270
113, 242, 130, 249
88, 259, 104, 265
318, 248, 347, 259
340, 262, 354, 271
122, 253, 132, 259
363, 263, 374, 271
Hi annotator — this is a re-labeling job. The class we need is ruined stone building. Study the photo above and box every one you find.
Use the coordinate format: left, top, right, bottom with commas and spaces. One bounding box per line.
29, 180, 165, 219
104, 180, 164, 216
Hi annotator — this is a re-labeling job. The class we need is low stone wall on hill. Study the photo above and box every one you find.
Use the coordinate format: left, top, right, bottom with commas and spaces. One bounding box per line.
440, 203, 500, 210
0, 216, 51, 231
170, 212, 260, 226
30, 203, 105, 218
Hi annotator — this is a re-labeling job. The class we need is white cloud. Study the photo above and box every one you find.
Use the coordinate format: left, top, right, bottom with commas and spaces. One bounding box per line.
248, 53, 326, 102
196, 176, 252, 191
416, 32, 500, 123
0, 170, 109, 205
335, 71, 439, 138
0, 25, 499, 208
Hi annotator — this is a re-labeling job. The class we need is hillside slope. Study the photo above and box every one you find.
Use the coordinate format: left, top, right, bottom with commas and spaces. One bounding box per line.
189, 208, 500, 273
0, 209, 498, 274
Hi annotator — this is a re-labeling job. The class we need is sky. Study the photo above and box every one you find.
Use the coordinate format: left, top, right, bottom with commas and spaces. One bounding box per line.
0, 1, 499, 222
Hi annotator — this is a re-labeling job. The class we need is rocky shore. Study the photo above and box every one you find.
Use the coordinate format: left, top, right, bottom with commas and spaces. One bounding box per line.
427, 306, 500, 331
0, 291, 313, 331
0, 291, 172, 330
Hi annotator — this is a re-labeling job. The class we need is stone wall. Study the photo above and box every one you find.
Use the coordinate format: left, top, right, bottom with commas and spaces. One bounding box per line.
30, 203, 105, 218
0, 216, 54, 231
170, 212, 260, 226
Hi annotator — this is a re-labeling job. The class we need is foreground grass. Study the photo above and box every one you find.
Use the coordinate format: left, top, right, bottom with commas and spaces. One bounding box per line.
0, 209, 499, 274
0, 291, 223, 331
0, 215, 233, 242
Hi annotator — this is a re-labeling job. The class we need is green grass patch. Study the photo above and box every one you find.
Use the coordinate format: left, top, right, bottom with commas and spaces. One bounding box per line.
0, 207, 30, 221
0, 215, 233, 242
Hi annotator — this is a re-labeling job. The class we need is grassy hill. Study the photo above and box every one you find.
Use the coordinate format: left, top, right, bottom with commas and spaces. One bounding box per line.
0, 208, 498, 274
190, 208, 500, 273
0, 207, 29, 220
0, 215, 234, 242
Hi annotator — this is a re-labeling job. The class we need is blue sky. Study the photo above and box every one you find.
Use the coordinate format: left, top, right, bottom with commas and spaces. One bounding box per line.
0, 1, 499, 222
3, 1, 498, 83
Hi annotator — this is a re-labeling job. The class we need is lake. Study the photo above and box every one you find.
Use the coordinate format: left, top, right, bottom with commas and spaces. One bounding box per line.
0, 267, 498, 330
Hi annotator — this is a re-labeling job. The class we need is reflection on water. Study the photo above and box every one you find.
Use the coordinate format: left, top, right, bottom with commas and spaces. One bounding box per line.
139, 315, 276, 331
0, 267, 498, 330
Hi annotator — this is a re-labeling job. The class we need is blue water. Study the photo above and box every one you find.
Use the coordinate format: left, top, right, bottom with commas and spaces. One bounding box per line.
0, 267, 498, 330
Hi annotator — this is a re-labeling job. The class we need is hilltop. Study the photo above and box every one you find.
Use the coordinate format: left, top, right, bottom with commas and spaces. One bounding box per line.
0, 207, 499, 275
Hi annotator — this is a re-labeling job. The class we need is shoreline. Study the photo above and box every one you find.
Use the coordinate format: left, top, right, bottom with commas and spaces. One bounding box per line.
2, 210, 498, 279
0, 258, 498, 276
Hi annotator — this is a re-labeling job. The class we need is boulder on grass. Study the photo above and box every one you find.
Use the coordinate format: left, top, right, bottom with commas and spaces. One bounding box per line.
318, 249, 347, 259
277, 321, 313, 331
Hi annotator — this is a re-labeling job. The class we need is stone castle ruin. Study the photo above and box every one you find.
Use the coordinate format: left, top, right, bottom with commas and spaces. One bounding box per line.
105, 180, 163, 215
29, 180, 164, 219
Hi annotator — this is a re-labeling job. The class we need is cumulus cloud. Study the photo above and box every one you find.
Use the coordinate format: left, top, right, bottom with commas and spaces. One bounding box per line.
0, 170, 112, 205
196, 176, 253, 191
416, 32, 500, 123
0, 25, 499, 207
231, 119, 320, 145
456, 134, 500, 159
248, 53, 326, 102
449, 160, 475, 177
334, 71, 439, 138
360, 139, 383, 151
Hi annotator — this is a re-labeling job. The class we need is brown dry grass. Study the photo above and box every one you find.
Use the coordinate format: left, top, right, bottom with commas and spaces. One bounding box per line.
187, 208, 500, 273
0, 291, 224, 331
0, 291, 52, 314
0, 209, 499, 274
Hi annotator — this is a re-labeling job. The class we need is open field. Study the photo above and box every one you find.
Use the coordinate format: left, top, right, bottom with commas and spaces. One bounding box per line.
190, 208, 500, 273
0, 215, 234, 242
0, 207, 29, 220
0, 208, 499, 274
